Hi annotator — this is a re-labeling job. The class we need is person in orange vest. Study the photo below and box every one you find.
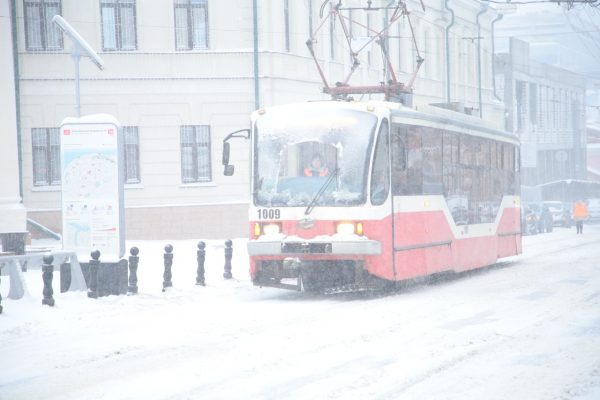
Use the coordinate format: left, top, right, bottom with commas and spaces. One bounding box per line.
572, 199, 589, 234
304, 154, 329, 177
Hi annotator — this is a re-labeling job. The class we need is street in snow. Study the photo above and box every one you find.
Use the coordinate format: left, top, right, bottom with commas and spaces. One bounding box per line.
1, 225, 600, 400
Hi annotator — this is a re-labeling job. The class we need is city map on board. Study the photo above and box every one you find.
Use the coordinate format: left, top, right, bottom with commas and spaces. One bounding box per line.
60, 117, 124, 262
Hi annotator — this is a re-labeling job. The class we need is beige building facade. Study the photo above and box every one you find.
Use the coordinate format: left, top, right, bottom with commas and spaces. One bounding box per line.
10, 0, 504, 239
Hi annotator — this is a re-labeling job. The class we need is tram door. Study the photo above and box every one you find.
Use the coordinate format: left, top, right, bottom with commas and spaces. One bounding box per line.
390, 123, 431, 279
389, 123, 408, 279
369, 119, 395, 279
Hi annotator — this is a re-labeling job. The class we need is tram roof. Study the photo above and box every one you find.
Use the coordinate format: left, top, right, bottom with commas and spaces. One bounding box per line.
253, 100, 519, 145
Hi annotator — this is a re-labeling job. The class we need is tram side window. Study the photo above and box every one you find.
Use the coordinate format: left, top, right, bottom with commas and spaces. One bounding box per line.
370, 120, 390, 205
459, 134, 473, 166
442, 131, 459, 198
422, 129, 443, 195
459, 135, 474, 199
458, 135, 481, 224
497, 142, 504, 169
490, 141, 497, 169
514, 146, 520, 190
503, 143, 513, 171
491, 148, 501, 199
391, 125, 446, 196
441, 131, 516, 224
474, 137, 489, 167
476, 138, 493, 222
391, 125, 407, 195
504, 143, 516, 195
406, 127, 423, 195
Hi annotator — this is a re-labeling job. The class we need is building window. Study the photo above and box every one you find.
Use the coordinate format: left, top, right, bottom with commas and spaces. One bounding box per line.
23, 0, 63, 51
174, 0, 208, 50
101, 0, 137, 51
284, 0, 290, 51
180, 125, 211, 183
123, 127, 141, 183
529, 83, 537, 125
515, 80, 527, 132
32, 128, 61, 186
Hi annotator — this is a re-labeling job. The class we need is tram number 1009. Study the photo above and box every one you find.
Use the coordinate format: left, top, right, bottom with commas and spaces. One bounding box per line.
257, 209, 281, 220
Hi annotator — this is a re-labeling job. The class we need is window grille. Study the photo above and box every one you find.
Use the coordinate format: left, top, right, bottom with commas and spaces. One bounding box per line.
24, 0, 63, 51
32, 128, 61, 186
122, 126, 141, 183
180, 125, 212, 183
174, 0, 208, 50
101, 0, 137, 51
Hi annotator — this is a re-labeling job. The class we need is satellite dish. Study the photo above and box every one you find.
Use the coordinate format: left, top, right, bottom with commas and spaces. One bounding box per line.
52, 15, 104, 70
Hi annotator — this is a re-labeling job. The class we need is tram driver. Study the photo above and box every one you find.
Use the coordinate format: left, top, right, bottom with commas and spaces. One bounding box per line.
304, 154, 329, 177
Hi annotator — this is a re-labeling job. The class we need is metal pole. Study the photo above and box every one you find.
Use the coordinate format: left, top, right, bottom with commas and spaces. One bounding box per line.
476, 4, 488, 118
253, 0, 260, 110
444, 0, 455, 104
73, 50, 81, 117
10, 0, 23, 200
491, 13, 503, 102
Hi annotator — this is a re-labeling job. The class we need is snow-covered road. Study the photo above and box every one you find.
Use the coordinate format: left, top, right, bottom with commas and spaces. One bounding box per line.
2, 225, 600, 400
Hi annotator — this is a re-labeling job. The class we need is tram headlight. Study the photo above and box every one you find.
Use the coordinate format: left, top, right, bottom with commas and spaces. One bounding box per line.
254, 222, 281, 237
254, 222, 261, 237
336, 222, 355, 235
262, 223, 281, 235
356, 222, 364, 236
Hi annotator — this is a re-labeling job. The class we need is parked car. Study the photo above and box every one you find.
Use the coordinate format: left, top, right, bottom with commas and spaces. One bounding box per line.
588, 198, 600, 223
542, 201, 571, 227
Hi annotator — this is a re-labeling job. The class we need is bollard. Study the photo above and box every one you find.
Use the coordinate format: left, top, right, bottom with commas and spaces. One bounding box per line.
42, 254, 55, 306
88, 250, 100, 299
128, 247, 139, 294
163, 244, 173, 291
223, 240, 233, 279
196, 241, 206, 286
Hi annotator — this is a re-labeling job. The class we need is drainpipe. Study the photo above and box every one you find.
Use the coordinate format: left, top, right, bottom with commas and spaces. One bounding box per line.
491, 13, 503, 102
444, 0, 455, 104
476, 3, 489, 118
10, 0, 23, 199
253, 0, 260, 110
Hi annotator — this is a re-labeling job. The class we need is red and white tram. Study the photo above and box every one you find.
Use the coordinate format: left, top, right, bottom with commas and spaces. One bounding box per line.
223, 100, 522, 292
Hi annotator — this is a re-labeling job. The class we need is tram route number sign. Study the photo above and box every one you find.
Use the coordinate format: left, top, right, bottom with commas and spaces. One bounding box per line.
60, 114, 125, 262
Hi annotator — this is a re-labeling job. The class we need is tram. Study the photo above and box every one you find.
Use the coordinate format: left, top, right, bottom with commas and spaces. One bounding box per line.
223, 100, 522, 292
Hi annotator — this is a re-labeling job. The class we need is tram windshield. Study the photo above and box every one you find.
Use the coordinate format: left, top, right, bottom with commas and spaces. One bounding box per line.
253, 106, 378, 207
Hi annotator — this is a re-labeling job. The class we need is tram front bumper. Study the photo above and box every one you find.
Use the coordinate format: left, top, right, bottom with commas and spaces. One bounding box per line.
247, 239, 381, 256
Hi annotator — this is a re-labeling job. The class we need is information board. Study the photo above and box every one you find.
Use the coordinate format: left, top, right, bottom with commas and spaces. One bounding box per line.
60, 114, 125, 262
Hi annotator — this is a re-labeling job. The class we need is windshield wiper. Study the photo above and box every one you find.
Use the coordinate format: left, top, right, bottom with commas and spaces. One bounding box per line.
304, 168, 339, 215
